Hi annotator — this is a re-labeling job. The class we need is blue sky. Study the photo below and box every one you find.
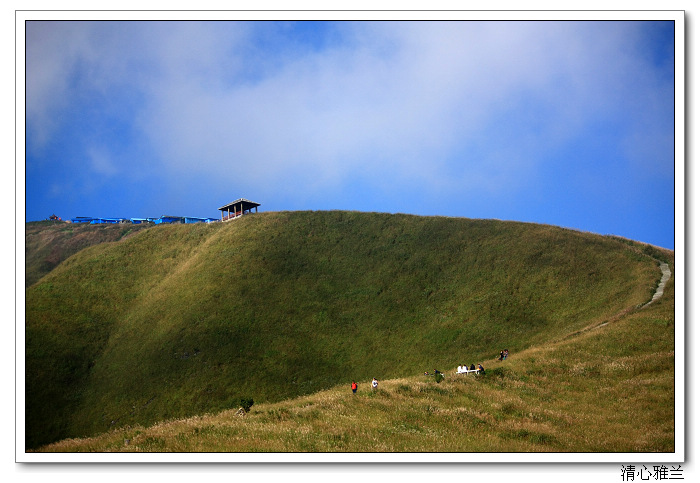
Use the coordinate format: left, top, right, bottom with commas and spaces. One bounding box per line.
24, 20, 676, 249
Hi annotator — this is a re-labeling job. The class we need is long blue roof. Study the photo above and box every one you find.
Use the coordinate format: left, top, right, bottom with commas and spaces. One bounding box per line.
72, 215, 220, 224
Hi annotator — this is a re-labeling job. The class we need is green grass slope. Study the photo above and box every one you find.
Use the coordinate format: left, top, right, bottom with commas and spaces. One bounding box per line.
25, 220, 152, 287
35, 272, 675, 453
25, 211, 666, 449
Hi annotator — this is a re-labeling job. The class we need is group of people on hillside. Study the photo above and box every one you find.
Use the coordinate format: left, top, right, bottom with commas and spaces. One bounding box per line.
352, 357, 496, 394
498, 349, 509, 361
351, 378, 378, 394
456, 363, 484, 374
456, 363, 475, 373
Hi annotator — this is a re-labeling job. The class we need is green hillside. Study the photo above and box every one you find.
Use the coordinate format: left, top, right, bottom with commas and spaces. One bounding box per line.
36, 275, 675, 453
25, 220, 152, 287
25, 211, 669, 450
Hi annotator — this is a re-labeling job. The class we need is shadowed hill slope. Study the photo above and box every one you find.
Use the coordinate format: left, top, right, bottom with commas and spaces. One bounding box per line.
25, 211, 665, 449
36, 270, 675, 453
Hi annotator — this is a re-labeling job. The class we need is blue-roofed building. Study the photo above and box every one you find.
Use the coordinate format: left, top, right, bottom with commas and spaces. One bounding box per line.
154, 216, 184, 225
71, 217, 95, 223
70, 214, 218, 225
90, 217, 128, 224
184, 217, 219, 224
152, 215, 219, 225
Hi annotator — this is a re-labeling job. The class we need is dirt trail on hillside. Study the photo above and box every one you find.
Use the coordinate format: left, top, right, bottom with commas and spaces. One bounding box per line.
560, 259, 671, 341
643, 262, 671, 308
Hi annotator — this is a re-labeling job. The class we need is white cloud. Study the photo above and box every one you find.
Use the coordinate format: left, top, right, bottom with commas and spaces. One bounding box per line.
26, 22, 92, 150
25, 21, 674, 201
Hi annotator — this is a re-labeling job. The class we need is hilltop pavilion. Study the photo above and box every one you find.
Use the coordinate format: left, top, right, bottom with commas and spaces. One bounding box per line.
218, 198, 260, 222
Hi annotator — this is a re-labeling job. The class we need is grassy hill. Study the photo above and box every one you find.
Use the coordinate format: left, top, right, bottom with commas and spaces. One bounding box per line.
25, 220, 152, 287
25, 211, 673, 450
35, 278, 675, 453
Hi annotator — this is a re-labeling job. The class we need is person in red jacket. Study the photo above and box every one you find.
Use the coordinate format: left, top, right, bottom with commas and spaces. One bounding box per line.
351, 381, 358, 394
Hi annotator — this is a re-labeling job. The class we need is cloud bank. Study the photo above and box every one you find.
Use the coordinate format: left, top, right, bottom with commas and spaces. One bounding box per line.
24, 20, 676, 247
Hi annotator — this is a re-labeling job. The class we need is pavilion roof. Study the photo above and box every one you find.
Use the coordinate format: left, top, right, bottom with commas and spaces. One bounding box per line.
218, 198, 261, 211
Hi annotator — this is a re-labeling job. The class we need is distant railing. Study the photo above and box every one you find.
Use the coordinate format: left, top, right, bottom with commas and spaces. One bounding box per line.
222, 211, 243, 221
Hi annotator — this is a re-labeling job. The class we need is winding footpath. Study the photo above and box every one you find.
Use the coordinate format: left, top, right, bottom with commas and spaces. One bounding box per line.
561, 259, 671, 340
643, 262, 671, 308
